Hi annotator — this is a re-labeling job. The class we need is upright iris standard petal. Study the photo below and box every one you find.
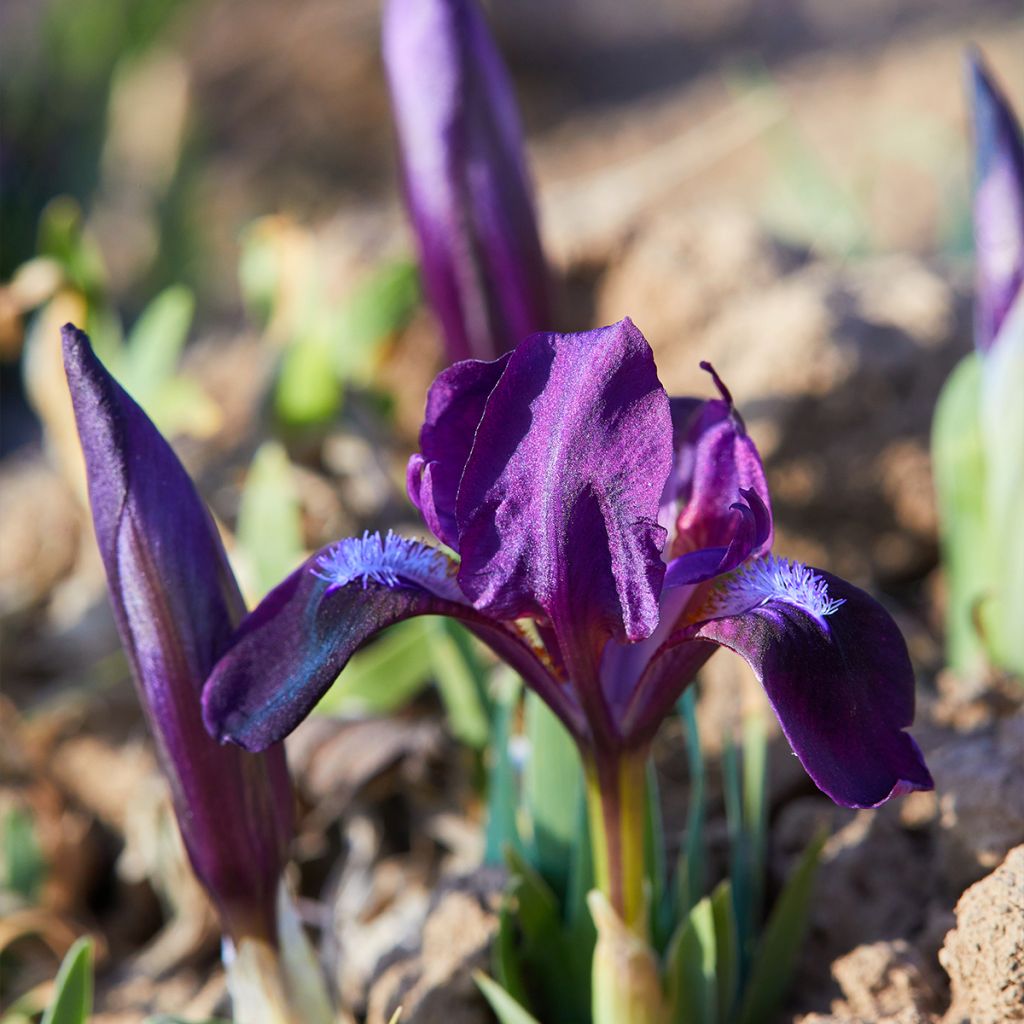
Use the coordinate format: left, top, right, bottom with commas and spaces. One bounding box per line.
383, 0, 552, 362
455, 319, 673, 655
970, 53, 1024, 353
664, 363, 773, 581
62, 326, 291, 943
205, 532, 583, 751
693, 560, 933, 808
407, 353, 510, 548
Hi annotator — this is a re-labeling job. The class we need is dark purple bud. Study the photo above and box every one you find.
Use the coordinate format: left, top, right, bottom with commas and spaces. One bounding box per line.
62, 325, 292, 944
383, 0, 553, 362
969, 51, 1024, 352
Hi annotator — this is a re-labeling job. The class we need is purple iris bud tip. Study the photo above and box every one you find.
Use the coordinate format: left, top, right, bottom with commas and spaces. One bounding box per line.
699, 359, 734, 406
967, 49, 1024, 352
62, 324, 292, 944
383, 0, 552, 362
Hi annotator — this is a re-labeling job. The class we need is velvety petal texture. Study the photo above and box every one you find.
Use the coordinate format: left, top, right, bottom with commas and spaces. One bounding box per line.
204, 533, 582, 749
407, 353, 510, 548
203, 315, 929, 813
693, 561, 933, 808
383, 0, 551, 362
62, 325, 291, 943
666, 364, 773, 571
455, 319, 673, 655
970, 53, 1024, 353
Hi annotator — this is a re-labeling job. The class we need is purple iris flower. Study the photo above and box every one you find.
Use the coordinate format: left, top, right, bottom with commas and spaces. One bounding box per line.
205, 319, 932, 813
62, 325, 292, 945
383, 0, 552, 362
969, 53, 1024, 353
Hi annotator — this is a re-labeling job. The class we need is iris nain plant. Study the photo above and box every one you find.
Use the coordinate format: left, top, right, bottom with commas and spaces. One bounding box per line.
205, 317, 934, 1022
933, 52, 1024, 680
204, 2, 931, 1021
62, 326, 331, 1024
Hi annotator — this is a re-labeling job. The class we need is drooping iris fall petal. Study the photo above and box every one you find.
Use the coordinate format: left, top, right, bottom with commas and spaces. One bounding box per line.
204, 532, 582, 751
383, 0, 551, 362
62, 325, 291, 943
692, 560, 933, 808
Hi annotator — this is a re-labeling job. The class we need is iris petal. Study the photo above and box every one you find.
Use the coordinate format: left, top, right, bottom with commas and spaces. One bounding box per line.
407, 354, 510, 549
693, 567, 933, 808
455, 319, 673, 653
664, 366, 772, 581
204, 534, 580, 750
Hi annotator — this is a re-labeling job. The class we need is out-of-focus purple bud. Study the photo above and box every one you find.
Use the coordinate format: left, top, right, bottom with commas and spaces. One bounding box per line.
62, 324, 292, 945
383, 0, 553, 362
969, 52, 1024, 352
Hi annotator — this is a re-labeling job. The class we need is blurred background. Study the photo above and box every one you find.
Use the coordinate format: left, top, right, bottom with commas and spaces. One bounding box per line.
2, 0, 1023, 1021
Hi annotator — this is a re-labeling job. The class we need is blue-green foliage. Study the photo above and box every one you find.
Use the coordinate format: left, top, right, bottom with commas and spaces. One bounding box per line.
480, 682, 824, 1024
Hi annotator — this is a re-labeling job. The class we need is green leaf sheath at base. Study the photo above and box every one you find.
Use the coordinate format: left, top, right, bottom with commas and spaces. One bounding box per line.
738, 829, 827, 1024
711, 881, 738, 1024
499, 846, 590, 1021
666, 894, 717, 1024
675, 688, 707, 917
979, 298, 1024, 676
524, 690, 584, 899
41, 937, 93, 1024
932, 352, 990, 675
475, 971, 544, 1024
484, 670, 523, 865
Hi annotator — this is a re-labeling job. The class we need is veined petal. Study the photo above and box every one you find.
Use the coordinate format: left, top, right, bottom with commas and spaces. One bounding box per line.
62, 325, 290, 943
692, 559, 933, 808
204, 532, 580, 750
664, 364, 772, 576
383, 0, 551, 362
407, 354, 510, 548
455, 319, 673, 654
663, 487, 771, 587
969, 52, 1024, 353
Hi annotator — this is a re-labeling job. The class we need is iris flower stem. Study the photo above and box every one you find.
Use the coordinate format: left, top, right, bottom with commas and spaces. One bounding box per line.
584, 750, 649, 934
585, 748, 667, 1024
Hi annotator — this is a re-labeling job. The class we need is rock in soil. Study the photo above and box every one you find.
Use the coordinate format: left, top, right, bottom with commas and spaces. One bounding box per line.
831, 940, 943, 1020
939, 844, 1024, 1024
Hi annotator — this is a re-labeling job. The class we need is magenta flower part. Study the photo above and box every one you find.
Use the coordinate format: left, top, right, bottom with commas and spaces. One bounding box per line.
205, 319, 933, 809
62, 325, 292, 943
383, 0, 552, 362
969, 52, 1024, 353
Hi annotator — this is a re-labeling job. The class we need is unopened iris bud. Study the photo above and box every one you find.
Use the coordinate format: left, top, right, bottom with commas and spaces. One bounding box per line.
63, 325, 330, 1023
383, 0, 553, 362
969, 52, 1024, 354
